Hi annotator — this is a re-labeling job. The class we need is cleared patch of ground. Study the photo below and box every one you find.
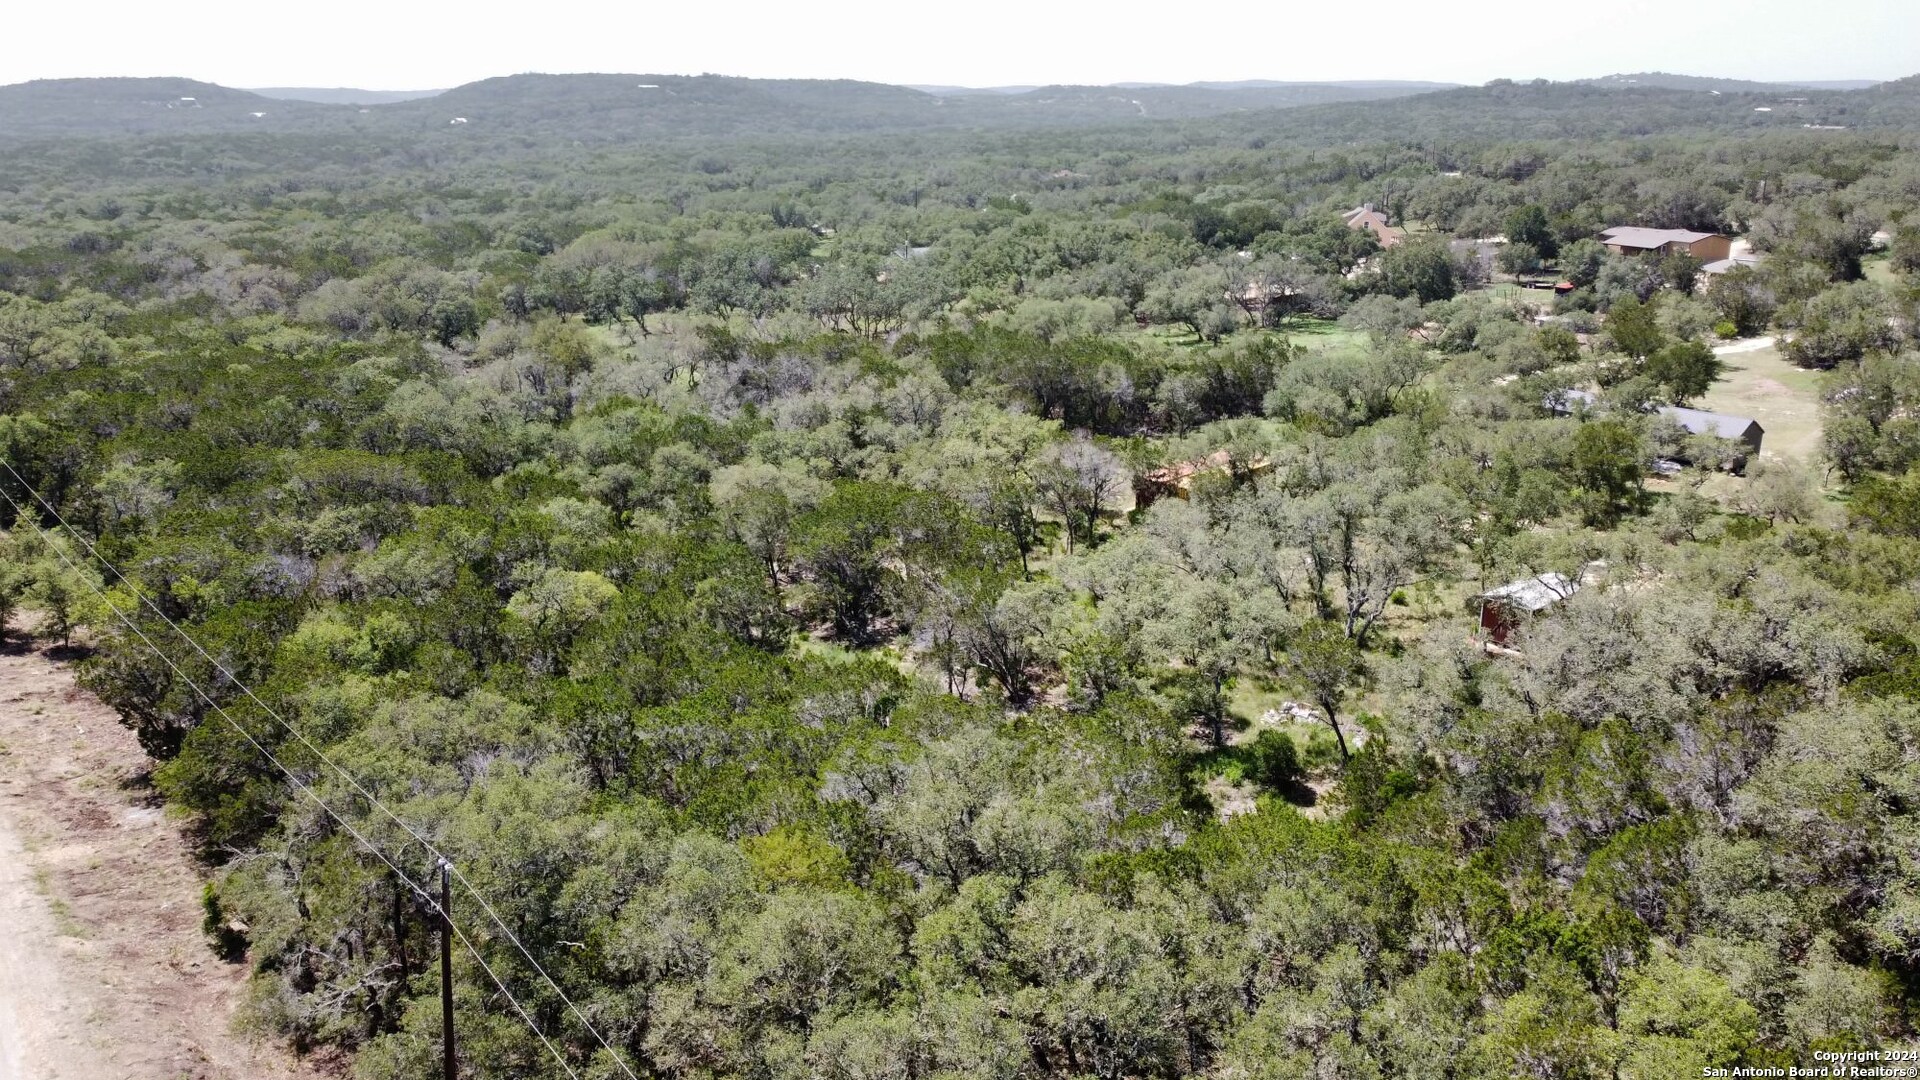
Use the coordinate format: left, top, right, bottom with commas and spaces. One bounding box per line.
0, 617, 328, 1080
1864, 254, 1899, 287
1695, 341, 1824, 463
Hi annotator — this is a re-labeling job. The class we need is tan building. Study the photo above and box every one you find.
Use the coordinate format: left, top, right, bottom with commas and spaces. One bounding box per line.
1598, 226, 1732, 262
1343, 204, 1406, 248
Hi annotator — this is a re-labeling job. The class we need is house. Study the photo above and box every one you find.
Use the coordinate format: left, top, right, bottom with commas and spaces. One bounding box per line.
1477, 572, 1579, 645
1598, 227, 1732, 262
1136, 451, 1273, 507
1343, 204, 1406, 248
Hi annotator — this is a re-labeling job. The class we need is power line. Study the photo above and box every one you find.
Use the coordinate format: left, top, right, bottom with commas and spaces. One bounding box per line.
1, 460, 640, 1079
0, 478, 584, 1080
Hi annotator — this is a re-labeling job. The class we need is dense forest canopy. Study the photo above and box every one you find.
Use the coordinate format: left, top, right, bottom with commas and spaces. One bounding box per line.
4, 70, 1920, 1079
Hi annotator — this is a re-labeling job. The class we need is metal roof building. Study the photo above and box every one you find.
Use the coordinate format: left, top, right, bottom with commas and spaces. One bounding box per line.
1661, 406, 1764, 454
1477, 572, 1580, 645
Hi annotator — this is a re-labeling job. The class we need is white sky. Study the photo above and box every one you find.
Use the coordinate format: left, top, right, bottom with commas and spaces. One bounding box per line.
7, 0, 1918, 89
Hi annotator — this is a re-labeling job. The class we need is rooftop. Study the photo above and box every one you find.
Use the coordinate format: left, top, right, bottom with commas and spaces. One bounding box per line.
1482, 572, 1579, 613
1662, 406, 1762, 439
1599, 226, 1720, 248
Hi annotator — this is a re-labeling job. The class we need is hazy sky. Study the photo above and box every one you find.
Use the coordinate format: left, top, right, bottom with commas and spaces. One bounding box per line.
8, 0, 1918, 89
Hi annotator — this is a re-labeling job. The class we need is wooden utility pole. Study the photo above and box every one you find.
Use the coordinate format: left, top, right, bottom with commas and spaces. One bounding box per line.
440, 861, 457, 1080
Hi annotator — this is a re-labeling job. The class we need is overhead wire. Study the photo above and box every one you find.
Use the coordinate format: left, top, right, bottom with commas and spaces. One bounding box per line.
0, 473, 587, 1080
1, 460, 639, 1078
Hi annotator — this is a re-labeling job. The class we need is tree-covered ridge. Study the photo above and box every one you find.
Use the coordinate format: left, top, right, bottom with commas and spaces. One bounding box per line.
0, 71, 1456, 140
2, 83, 1920, 1079
3, 70, 1916, 143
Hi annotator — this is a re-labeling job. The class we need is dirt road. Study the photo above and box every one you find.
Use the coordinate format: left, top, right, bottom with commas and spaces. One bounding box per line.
0, 620, 323, 1080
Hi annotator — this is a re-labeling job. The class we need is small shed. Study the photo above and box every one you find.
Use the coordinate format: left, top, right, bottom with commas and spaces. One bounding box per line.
1477, 572, 1579, 645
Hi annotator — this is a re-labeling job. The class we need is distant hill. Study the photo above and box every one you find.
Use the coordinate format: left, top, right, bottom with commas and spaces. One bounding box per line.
0, 77, 348, 136
1582, 72, 1795, 93
1, 71, 1913, 144
0, 72, 1461, 140
1183, 80, 1460, 91
388, 73, 950, 135
1215, 76, 1920, 145
912, 79, 1460, 96
906, 85, 1038, 97
248, 87, 444, 105
1581, 71, 1880, 94
993, 82, 1447, 119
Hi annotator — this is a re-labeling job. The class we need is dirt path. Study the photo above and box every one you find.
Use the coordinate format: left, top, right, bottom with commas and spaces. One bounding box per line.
0, 619, 324, 1080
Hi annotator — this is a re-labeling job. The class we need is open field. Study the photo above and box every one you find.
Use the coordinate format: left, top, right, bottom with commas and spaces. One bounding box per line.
1696, 341, 1824, 463
1284, 318, 1369, 352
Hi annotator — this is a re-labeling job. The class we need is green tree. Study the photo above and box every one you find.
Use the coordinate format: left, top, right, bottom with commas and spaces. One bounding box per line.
1497, 242, 1544, 277
1615, 954, 1764, 1077
1557, 239, 1609, 289
1605, 295, 1666, 361
1505, 204, 1558, 259
1283, 621, 1365, 760
1033, 434, 1126, 554
1704, 265, 1776, 336
1569, 419, 1645, 525
1644, 339, 1721, 404
1377, 239, 1459, 304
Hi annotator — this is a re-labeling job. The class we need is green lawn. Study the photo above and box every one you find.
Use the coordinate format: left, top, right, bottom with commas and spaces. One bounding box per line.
1695, 343, 1825, 464
1282, 318, 1368, 353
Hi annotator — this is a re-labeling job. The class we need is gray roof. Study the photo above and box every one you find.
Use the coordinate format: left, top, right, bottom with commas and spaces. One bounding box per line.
1482, 572, 1579, 612
1660, 406, 1761, 439
1544, 393, 1760, 442
1543, 388, 1598, 412
1700, 254, 1762, 274
1600, 226, 1720, 249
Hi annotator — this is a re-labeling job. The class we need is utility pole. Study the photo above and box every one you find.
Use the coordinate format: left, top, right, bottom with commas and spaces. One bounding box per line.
440, 860, 457, 1080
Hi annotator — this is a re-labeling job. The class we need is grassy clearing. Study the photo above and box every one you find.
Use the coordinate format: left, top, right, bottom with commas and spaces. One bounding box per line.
1283, 318, 1368, 353
1695, 343, 1824, 464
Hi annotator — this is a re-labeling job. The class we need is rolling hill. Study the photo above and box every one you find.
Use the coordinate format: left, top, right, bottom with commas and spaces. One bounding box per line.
0, 72, 1456, 140
0, 71, 1908, 145
0, 78, 347, 136
247, 86, 445, 105
1581, 71, 1883, 93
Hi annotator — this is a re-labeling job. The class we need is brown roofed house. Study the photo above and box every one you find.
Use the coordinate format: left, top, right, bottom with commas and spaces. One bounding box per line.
1598, 226, 1732, 262
1344, 204, 1406, 248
